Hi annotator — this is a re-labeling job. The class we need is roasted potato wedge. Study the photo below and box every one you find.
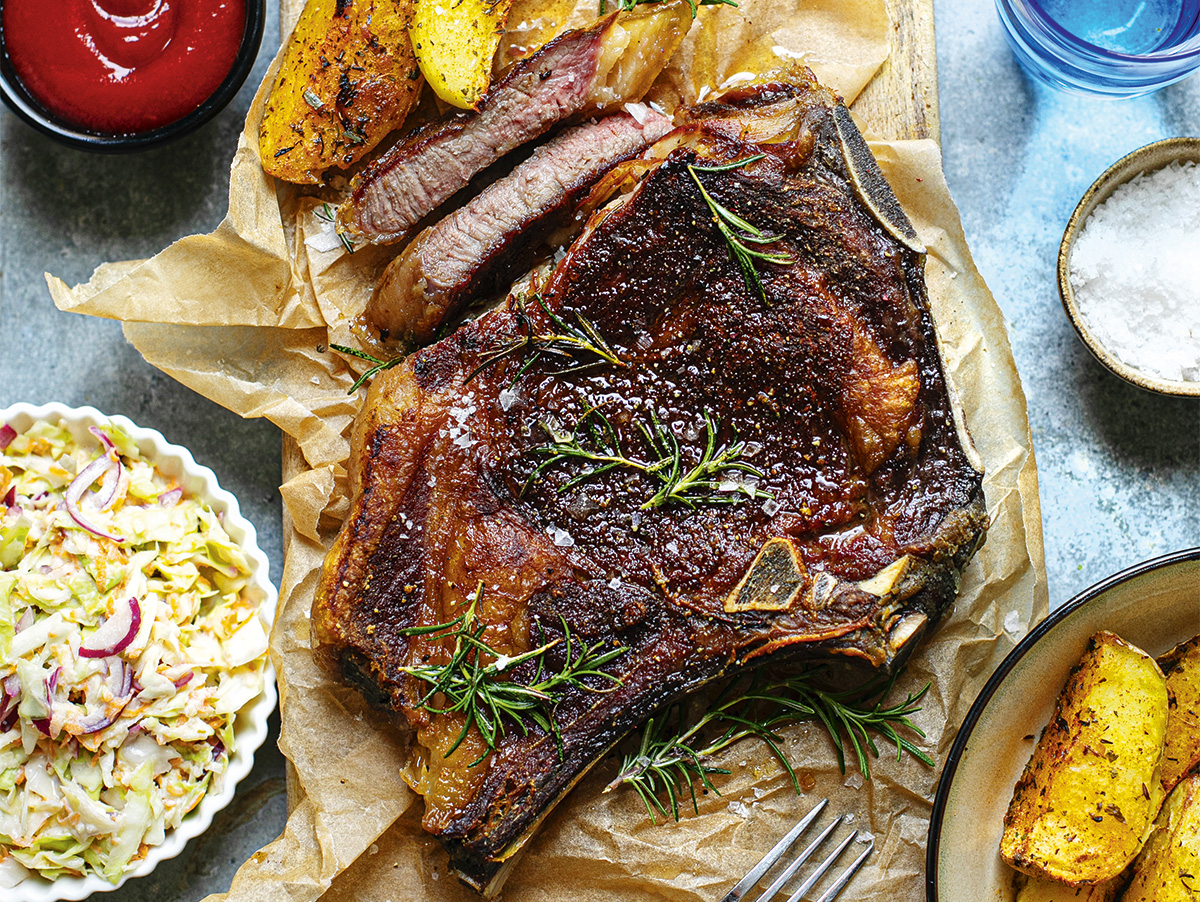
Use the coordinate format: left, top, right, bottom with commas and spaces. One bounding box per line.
1119, 771, 1200, 902
1014, 874, 1125, 902
1001, 631, 1169, 886
1159, 634, 1200, 793
410, 0, 516, 109
260, 0, 422, 184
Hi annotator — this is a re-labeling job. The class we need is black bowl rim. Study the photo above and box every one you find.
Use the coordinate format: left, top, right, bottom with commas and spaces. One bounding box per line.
0, 0, 266, 152
924, 546, 1200, 901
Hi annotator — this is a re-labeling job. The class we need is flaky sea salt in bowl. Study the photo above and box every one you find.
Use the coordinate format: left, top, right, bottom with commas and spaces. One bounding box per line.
1058, 137, 1200, 397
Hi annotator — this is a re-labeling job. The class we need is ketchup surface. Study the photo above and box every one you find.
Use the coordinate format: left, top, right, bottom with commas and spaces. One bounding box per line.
2, 0, 245, 134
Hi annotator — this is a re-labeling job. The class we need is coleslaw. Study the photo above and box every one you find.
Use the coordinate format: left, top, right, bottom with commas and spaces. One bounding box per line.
0, 418, 269, 885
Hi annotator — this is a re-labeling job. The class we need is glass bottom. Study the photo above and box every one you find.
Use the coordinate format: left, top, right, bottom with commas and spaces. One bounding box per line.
996, 0, 1200, 96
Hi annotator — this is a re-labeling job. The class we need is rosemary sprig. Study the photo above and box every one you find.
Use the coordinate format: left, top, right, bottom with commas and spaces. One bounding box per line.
688, 155, 793, 302
314, 202, 356, 254
398, 585, 627, 762
528, 406, 772, 510
643, 410, 769, 509
607, 669, 934, 821
329, 344, 403, 393
467, 292, 623, 385
601, 0, 738, 16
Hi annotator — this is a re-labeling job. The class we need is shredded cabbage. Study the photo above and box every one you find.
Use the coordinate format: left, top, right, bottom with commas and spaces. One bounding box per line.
0, 419, 269, 884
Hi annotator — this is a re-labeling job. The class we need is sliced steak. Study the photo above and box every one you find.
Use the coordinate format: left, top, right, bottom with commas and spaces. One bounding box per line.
339, 4, 689, 245
368, 107, 673, 343
314, 73, 986, 896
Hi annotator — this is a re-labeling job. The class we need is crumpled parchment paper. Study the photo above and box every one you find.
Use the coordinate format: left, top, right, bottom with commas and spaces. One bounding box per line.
46, 2, 1047, 900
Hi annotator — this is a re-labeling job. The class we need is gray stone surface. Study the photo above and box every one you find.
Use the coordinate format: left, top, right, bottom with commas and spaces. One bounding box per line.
937, 0, 1200, 604
0, 2, 1195, 899
0, 8, 290, 902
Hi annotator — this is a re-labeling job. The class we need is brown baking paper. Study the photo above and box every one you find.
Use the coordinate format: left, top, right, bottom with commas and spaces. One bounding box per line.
46, 2, 1047, 901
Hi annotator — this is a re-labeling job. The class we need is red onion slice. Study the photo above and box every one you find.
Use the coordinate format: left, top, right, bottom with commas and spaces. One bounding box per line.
32, 718, 50, 735
77, 712, 113, 735
79, 597, 141, 658
157, 487, 183, 507
2, 487, 14, 507
91, 462, 127, 513
0, 424, 15, 450
104, 659, 134, 700
15, 608, 33, 633
88, 426, 117, 455
171, 669, 194, 689
65, 455, 125, 543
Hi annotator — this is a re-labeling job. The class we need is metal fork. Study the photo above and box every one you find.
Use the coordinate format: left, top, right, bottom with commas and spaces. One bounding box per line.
718, 799, 874, 902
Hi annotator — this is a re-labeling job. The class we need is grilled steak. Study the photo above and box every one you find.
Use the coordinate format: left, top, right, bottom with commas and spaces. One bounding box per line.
339, 4, 690, 245
369, 108, 673, 344
314, 72, 987, 896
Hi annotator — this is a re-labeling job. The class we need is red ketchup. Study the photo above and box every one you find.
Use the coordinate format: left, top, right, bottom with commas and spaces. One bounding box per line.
2, 0, 245, 134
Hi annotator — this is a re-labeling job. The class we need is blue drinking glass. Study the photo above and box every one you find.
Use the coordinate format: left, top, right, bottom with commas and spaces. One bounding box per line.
996, 0, 1200, 95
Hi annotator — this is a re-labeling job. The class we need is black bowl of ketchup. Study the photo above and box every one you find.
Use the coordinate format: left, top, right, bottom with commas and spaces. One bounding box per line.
0, 0, 265, 151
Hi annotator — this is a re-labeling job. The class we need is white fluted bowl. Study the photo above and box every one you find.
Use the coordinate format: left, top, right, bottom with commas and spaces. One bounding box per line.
0, 402, 279, 902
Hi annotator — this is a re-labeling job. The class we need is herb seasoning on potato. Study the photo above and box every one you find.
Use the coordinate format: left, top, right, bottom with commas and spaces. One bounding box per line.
1159, 634, 1200, 795
260, 0, 423, 184
1000, 631, 1169, 887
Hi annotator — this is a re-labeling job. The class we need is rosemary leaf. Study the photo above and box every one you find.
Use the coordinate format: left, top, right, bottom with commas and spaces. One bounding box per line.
607, 669, 933, 820
688, 157, 794, 303
601, 0, 737, 15
528, 406, 773, 510
397, 585, 627, 762
467, 293, 623, 385
313, 203, 356, 254
329, 344, 402, 393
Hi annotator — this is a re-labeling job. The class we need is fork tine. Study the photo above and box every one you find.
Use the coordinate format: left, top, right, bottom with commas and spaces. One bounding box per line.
811, 840, 874, 902
782, 829, 858, 902
750, 815, 845, 902
717, 798, 829, 902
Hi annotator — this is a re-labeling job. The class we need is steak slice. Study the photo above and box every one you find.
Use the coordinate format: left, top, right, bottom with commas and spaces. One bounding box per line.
313, 74, 986, 896
368, 107, 673, 344
339, 4, 690, 245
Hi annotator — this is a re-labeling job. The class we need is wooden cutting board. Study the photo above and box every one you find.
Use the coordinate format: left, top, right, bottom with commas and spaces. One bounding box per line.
855, 0, 940, 142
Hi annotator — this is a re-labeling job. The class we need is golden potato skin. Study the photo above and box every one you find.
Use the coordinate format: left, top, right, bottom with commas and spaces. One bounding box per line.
1014, 874, 1124, 902
260, 0, 421, 184
410, 0, 516, 109
1120, 771, 1200, 902
1001, 631, 1169, 886
1159, 634, 1200, 794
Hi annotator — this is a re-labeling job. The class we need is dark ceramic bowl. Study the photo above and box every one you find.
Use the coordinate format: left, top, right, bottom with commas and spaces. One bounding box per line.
926, 548, 1200, 902
1057, 137, 1200, 398
0, 0, 265, 152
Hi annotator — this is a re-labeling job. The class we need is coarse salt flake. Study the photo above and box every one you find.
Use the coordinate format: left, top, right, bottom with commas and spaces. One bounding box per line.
1003, 609, 1022, 636
1070, 161, 1200, 382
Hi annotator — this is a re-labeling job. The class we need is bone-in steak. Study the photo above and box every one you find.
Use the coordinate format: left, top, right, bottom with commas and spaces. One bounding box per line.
314, 73, 986, 896
369, 107, 673, 344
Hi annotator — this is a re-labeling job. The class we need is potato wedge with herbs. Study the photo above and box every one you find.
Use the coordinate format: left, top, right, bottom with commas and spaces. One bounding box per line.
1001, 631, 1169, 886
1159, 634, 1200, 794
1014, 874, 1125, 902
1120, 771, 1200, 902
260, 0, 422, 184
410, 0, 516, 109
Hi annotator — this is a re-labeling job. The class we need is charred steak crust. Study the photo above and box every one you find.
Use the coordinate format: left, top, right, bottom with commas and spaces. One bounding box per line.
314, 77, 987, 895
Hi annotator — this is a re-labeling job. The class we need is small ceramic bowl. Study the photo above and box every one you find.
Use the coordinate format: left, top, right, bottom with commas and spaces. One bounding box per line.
0, 0, 265, 152
1057, 137, 1200, 398
925, 548, 1200, 902
0, 402, 278, 902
